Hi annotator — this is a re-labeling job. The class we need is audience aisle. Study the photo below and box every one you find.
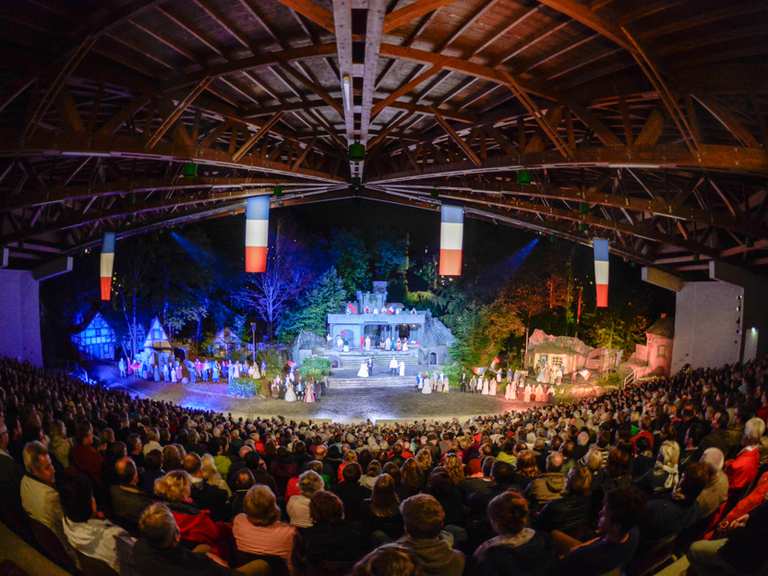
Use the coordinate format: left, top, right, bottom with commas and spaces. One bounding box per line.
1, 355, 768, 575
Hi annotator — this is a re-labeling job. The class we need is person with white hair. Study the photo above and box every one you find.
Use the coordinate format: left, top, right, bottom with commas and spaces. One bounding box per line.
725, 417, 765, 498
698, 447, 729, 518
637, 440, 680, 494
287, 470, 325, 527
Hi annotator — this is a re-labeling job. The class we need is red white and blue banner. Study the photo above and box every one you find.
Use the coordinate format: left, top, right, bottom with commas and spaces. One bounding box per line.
100, 232, 115, 301
245, 196, 269, 273
439, 204, 464, 276
593, 238, 609, 308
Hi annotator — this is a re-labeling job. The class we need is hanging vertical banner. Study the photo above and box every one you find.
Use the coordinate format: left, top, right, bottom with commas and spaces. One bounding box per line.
439, 204, 463, 276
100, 232, 115, 301
593, 238, 610, 308
245, 196, 269, 273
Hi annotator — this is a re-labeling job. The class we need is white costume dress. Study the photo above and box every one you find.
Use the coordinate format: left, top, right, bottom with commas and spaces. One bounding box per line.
357, 361, 369, 378
523, 384, 532, 402
505, 381, 516, 400
399, 361, 405, 377
489, 379, 497, 396
421, 377, 432, 394
481, 378, 490, 395
284, 382, 297, 402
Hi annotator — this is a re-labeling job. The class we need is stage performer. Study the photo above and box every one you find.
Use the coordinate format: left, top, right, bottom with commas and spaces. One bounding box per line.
357, 361, 369, 378
403, 340, 409, 352
396, 338, 402, 351
389, 356, 398, 376
505, 380, 516, 400
442, 375, 449, 393
118, 358, 126, 378
162, 363, 169, 382
304, 381, 315, 403
212, 362, 220, 383
271, 378, 280, 399
367, 356, 374, 376
524, 383, 532, 403
399, 361, 405, 377
469, 375, 477, 393
547, 385, 556, 402
385, 336, 392, 351
285, 381, 297, 402
534, 383, 545, 402
481, 377, 490, 395
489, 376, 497, 397
365, 336, 372, 351
422, 374, 433, 394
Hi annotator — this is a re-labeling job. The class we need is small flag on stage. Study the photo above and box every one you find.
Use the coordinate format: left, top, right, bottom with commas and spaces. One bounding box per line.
245, 196, 269, 273
100, 232, 115, 301
439, 205, 463, 276
593, 238, 610, 308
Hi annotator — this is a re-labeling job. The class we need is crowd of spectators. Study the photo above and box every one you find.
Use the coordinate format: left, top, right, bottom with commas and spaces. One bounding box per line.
1, 354, 768, 575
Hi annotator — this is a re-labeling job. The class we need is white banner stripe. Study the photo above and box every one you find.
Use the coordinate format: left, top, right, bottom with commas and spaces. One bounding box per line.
440, 222, 463, 250
594, 260, 609, 284
100, 253, 114, 275
245, 220, 269, 247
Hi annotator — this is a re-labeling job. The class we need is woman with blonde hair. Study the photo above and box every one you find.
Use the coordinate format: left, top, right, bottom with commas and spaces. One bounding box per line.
415, 447, 433, 474
200, 453, 231, 496
233, 484, 296, 568
337, 449, 358, 482
153, 470, 231, 559
399, 458, 424, 500
443, 453, 466, 486
637, 440, 680, 494
49, 420, 71, 468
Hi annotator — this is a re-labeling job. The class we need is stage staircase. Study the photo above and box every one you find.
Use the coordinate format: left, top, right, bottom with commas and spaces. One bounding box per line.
335, 351, 420, 374
327, 374, 415, 389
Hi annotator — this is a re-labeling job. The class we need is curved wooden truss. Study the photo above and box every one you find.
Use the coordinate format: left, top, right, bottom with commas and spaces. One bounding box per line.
0, 0, 766, 274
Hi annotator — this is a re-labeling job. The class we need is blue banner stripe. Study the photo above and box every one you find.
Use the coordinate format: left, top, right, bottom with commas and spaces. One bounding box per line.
101, 232, 115, 253
246, 196, 270, 220
593, 238, 609, 261
441, 204, 464, 224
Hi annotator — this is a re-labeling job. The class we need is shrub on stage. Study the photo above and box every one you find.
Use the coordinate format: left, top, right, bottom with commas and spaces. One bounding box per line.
301, 356, 331, 380
228, 376, 266, 398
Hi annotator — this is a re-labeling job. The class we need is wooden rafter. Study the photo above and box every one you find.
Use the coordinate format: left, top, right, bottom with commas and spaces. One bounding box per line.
382, 0, 454, 34
435, 114, 481, 167
275, 0, 335, 33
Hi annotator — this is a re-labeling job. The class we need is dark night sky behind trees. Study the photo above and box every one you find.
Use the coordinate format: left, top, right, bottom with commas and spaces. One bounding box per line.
40, 199, 674, 367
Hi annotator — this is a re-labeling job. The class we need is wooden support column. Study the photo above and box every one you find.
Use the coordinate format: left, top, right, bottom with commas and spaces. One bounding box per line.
232, 111, 283, 162
435, 114, 481, 166
146, 78, 212, 150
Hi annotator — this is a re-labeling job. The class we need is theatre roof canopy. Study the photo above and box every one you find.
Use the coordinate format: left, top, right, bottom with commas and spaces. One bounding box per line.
1, 0, 767, 276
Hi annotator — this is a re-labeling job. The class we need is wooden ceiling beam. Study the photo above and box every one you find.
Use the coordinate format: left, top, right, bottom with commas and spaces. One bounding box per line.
382, 0, 454, 34
372, 64, 442, 120
692, 95, 761, 149
275, 0, 335, 34
232, 111, 284, 162
435, 114, 481, 167
146, 77, 212, 149
535, 0, 631, 50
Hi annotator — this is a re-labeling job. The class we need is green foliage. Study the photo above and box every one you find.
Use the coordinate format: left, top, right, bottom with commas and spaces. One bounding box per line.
278, 267, 347, 342
330, 229, 371, 297
228, 376, 265, 398
580, 308, 648, 353
301, 356, 331, 379
257, 348, 286, 379
373, 237, 408, 279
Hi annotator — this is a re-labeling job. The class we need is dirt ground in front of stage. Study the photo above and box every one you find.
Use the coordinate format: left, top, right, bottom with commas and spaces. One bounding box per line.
108, 375, 544, 423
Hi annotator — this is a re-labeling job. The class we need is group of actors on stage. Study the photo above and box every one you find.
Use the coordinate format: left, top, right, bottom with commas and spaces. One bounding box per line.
334, 334, 413, 354
118, 356, 266, 385
460, 369, 556, 402
269, 370, 324, 404
355, 356, 407, 378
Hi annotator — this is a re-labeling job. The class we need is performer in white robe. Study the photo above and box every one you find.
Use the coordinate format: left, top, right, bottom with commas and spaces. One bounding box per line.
398, 361, 405, 377
365, 336, 372, 351
357, 361, 369, 378
402, 341, 409, 352
536, 363, 547, 383
523, 383, 532, 402
442, 375, 449, 393
421, 375, 432, 394
481, 378, 490, 395
389, 356, 399, 376
336, 336, 344, 351
284, 382, 297, 402
505, 380, 516, 400
534, 383, 545, 402
489, 377, 497, 396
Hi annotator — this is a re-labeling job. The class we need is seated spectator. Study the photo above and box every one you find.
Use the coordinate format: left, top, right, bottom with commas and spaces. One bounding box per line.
697, 447, 729, 519
535, 465, 593, 540
496, 439, 516, 466
60, 474, 133, 573
383, 494, 464, 576
473, 490, 556, 576
631, 436, 655, 480
20, 441, 72, 553
360, 460, 382, 491
352, 545, 423, 576
212, 438, 231, 479
233, 484, 296, 567
640, 461, 708, 545
0, 415, 22, 521
49, 420, 71, 469
229, 467, 255, 518
154, 470, 231, 559
561, 442, 576, 476
183, 453, 229, 520
688, 500, 768, 576
292, 490, 363, 573
714, 469, 768, 537
526, 451, 565, 508
636, 440, 680, 495
71, 421, 104, 489
724, 417, 764, 499
285, 459, 323, 501
110, 456, 154, 527
556, 487, 645, 575
141, 449, 165, 495
334, 462, 370, 522
459, 457, 493, 503
201, 453, 231, 497
700, 411, 732, 458
426, 468, 466, 531
399, 458, 425, 500
133, 502, 232, 575
361, 473, 404, 547
287, 470, 325, 527
630, 416, 654, 455
514, 450, 540, 491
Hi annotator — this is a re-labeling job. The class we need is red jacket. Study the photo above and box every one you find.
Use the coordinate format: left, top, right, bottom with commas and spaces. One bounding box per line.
170, 503, 232, 560
724, 471, 768, 523
71, 444, 104, 486
725, 446, 760, 492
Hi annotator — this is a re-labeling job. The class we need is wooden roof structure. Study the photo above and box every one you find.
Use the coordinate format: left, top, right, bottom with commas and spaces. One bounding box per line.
0, 0, 767, 274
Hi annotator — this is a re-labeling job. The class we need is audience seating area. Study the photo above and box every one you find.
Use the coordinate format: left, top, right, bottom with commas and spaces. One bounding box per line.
1, 356, 768, 576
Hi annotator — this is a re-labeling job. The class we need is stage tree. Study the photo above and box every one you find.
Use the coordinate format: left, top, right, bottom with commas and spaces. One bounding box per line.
279, 267, 346, 342
330, 229, 370, 297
